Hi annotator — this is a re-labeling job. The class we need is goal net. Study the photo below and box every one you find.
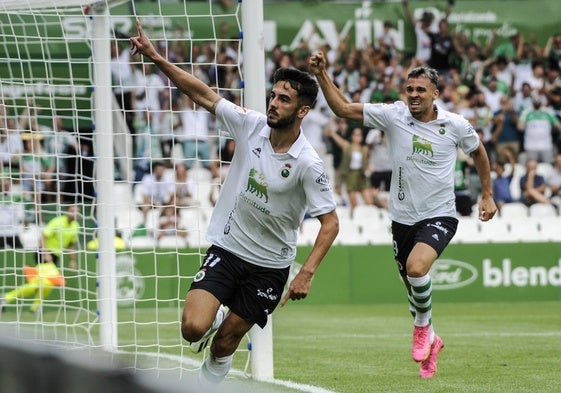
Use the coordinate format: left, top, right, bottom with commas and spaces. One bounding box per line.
0, 0, 270, 382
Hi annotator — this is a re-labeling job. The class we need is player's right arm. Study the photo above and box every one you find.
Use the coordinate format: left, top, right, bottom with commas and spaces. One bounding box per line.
308, 52, 364, 123
130, 20, 221, 114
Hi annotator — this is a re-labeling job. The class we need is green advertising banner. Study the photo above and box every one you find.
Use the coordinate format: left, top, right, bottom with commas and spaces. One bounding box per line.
3, 242, 560, 310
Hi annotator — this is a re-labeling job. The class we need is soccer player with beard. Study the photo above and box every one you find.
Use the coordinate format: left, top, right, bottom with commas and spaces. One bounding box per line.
130, 21, 339, 387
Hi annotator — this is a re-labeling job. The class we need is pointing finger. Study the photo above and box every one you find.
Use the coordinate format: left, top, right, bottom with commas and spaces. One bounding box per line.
280, 291, 291, 307
136, 20, 144, 36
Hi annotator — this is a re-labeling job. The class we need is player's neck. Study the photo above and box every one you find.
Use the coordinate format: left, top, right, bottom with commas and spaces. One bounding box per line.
270, 128, 299, 153
413, 105, 438, 123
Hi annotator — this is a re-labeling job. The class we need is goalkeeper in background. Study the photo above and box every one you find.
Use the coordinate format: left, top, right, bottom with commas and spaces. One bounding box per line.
1, 205, 80, 314
130, 21, 339, 388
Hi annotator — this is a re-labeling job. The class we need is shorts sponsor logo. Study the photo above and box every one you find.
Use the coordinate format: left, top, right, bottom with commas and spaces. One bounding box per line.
257, 287, 278, 301
430, 259, 478, 290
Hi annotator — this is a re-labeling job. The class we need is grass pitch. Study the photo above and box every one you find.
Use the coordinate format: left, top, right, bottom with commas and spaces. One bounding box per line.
2, 301, 559, 393
272, 301, 561, 393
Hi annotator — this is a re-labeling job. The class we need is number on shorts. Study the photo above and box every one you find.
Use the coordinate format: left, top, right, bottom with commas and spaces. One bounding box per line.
203, 253, 222, 268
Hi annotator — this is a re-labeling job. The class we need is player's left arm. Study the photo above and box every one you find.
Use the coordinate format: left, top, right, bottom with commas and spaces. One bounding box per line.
470, 142, 497, 221
280, 209, 339, 306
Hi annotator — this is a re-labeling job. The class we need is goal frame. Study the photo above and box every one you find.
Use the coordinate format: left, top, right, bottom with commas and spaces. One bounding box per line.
1, 0, 272, 382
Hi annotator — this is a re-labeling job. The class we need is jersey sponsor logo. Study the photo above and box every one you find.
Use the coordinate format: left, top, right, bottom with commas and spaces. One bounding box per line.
397, 167, 405, 201
412, 134, 434, 157
430, 259, 478, 290
315, 172, 330, 185
246, 168, 269, 202
252, 147, 261, 158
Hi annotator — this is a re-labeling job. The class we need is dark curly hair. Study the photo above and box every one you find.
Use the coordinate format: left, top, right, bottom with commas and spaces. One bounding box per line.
272, 67, 318, 107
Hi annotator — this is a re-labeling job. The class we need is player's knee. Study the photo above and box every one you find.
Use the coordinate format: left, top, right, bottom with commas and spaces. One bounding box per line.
406, 260, 429, 277
180, 317, 207, 342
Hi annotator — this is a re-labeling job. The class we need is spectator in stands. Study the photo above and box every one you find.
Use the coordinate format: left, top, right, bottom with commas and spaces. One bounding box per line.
365, 129, 390, 209
178, 95, 213, 171
427, 15, 458, 80
0, 173, 23, 249
519, 159, 550, 206
133, 61, 166, 130
42, 115, 79, 200
329, 127, 372, 218
301, 102, 330, 157
517, 96, 560, 164
20, 132, 55, 218
544, 33, 561, 69
158, 92, 182, 168
513, 82, 536, 115
402, 0, 438, 65
131, 21, 338, 389
475, 59, 506, 113
492, 148, 517, 212
0, 205, 80, 315
156, 205, 187, 242
370, 74, 400, 104
546, 153, 561, 200
491, 95, 521, 162
0, 123, 23, 174
110, 39, 137, 156
138, 161, 175, 224
310, 54, 496, 379
173, 162, 196, 208
375, 20, 401, 58
326, 117, 350, 205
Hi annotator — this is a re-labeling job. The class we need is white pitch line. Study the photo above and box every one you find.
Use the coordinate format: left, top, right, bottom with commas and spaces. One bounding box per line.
129, 350, 339, 393
274, 331, 561, 340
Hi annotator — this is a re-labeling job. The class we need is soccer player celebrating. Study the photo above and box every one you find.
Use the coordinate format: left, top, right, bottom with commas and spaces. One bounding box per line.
309, 52, 497, 378
130, 22, 339, 387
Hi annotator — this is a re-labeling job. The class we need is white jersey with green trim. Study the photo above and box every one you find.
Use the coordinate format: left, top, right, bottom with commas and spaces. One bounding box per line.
207, 99, 336, 269
363, 101, 479, 225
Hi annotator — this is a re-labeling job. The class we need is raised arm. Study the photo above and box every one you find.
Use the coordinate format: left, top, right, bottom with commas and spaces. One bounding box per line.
130, 20, 221, 114
309, 51, 365, 122
401, 0, 416, 27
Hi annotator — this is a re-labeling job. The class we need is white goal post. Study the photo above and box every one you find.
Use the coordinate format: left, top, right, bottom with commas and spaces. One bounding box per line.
0, 0, 272, 382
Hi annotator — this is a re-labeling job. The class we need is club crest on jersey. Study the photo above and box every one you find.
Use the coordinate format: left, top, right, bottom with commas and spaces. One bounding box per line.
438, 124, 446, 135
412, 134, 434, 158
281, 163, 291, 178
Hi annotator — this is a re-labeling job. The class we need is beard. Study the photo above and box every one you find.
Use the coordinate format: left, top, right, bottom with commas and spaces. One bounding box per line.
267, 110, 298, 129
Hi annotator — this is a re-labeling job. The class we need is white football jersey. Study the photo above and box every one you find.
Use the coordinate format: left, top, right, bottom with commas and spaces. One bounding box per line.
363, 101, 479, 225
207, 99, 336, 268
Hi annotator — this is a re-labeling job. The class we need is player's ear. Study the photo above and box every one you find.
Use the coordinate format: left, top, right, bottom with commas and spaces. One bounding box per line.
298, 105, 310, 118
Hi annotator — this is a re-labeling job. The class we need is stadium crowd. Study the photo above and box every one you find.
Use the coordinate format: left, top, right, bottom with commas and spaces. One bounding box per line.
2, 0, 561, 247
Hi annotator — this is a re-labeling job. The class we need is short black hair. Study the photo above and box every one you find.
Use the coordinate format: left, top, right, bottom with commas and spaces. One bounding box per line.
272, 67, 318, 107
407, 67, 439, 88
